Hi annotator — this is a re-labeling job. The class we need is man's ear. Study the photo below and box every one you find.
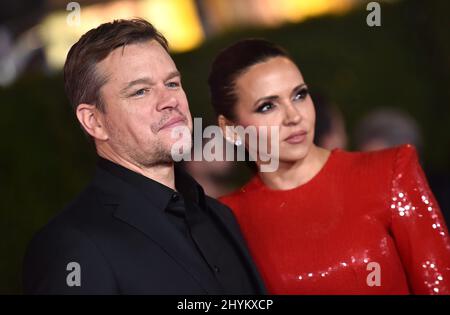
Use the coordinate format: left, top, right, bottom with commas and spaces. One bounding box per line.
218, 114, 240, 145
76, 104, 109, 141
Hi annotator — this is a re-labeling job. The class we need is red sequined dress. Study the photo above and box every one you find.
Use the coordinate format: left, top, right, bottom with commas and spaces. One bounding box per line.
220, 145, 450, 294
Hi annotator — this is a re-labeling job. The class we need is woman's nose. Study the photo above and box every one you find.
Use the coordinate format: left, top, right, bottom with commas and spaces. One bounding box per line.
283, 103, 301, 125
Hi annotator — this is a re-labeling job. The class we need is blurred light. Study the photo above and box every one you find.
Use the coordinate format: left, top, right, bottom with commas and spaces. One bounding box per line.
277, 0, 355, 23
139, 0, 204, 52
38, 0, 357, 70
38, 0, 204, 69
201, 0, 357, 34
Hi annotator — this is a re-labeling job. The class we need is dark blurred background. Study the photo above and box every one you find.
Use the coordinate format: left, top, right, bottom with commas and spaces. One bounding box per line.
1, 0, 449, 294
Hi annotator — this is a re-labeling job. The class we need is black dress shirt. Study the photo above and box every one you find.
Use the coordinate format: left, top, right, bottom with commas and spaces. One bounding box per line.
97, 157, 257, 294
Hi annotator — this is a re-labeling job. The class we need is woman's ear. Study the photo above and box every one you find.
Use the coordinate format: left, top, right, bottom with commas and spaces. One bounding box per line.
218, 114, 242, 146
76, 104, 109, 141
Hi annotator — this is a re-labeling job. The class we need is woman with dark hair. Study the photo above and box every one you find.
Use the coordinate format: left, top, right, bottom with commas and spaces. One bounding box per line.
208, 39, 450, 294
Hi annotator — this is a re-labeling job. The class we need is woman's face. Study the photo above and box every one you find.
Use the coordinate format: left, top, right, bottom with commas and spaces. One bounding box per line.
232, 56, 316, 164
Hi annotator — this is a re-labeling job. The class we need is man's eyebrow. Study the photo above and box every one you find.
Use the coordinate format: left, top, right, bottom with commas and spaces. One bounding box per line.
165, 70, 181, 81
120, 77, 153, 94
120, 71, 181, 95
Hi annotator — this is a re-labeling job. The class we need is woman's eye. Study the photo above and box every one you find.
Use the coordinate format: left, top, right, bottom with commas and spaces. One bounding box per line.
294, 88, 309, 101
257, 102, 274, 113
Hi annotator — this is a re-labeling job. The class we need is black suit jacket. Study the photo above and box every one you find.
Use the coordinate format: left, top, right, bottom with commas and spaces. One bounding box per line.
23, 165, 266, 294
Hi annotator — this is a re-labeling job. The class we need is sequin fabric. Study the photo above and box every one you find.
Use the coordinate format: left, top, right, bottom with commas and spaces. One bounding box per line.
220, 145, 450, 294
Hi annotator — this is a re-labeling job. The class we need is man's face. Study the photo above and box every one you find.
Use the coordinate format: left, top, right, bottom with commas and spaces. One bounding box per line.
96, 40, 192, 167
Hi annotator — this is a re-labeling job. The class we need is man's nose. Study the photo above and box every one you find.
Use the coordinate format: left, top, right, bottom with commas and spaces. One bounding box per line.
156, 90, 178, 111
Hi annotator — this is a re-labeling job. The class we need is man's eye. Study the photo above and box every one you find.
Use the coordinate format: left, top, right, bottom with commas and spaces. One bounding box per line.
294, 88, 309, 101
256, 102, 274, 113
167, 81, 180, 88
132, 88, 149, 97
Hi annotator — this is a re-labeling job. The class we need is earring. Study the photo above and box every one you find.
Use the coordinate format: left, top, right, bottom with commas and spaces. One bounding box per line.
235, 138, 242, 146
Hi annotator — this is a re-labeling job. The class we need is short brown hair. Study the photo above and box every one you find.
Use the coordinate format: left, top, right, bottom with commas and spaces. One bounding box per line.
64, 18, 168, 113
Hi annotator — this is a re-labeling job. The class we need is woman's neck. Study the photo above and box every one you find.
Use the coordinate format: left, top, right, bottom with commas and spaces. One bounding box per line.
257, 145, 331, 190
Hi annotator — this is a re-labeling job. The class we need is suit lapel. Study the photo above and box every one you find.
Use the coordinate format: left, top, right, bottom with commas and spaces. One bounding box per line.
93, 167, 222, 294
204, 200, 267, 294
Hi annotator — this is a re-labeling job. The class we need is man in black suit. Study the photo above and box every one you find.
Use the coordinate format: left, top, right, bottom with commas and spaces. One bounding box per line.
23, 19, 266, 294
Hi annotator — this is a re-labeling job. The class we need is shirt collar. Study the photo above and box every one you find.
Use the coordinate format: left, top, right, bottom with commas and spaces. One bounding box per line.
97, 157, 202, 211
